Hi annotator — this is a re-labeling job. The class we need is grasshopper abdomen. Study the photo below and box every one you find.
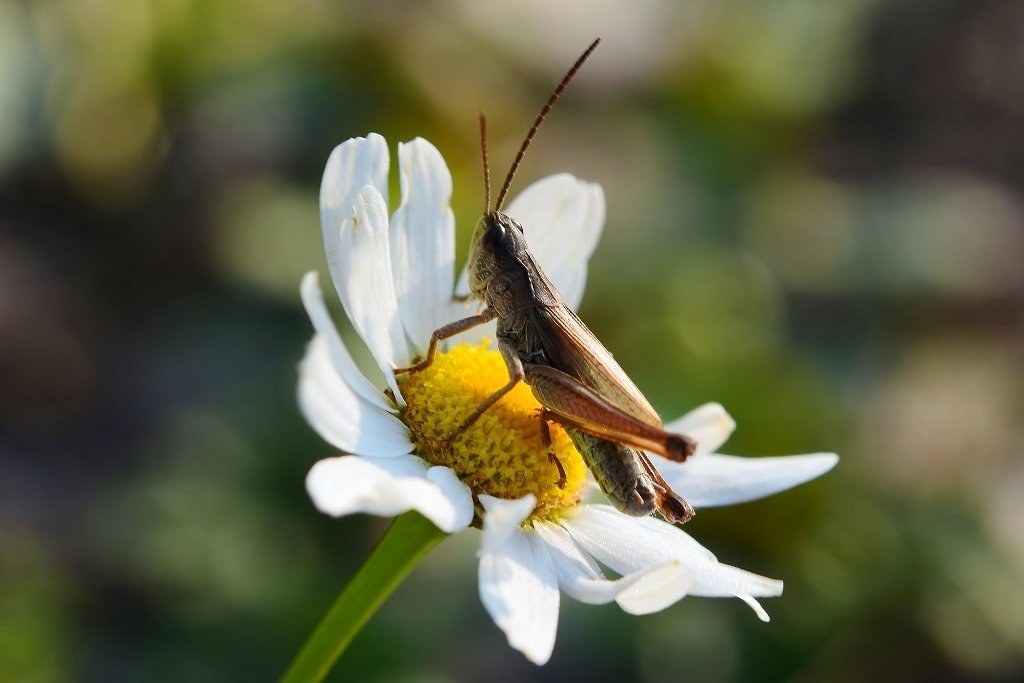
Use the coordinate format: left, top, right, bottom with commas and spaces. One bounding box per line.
567, 430, 694, 524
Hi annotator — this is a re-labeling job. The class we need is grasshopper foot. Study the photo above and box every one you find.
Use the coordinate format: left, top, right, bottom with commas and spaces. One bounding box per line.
547, 451, 567, 489
393, 358, 428, 376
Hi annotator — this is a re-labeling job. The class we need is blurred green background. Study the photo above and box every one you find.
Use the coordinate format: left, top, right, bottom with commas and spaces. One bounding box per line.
2, 0, 1023, 681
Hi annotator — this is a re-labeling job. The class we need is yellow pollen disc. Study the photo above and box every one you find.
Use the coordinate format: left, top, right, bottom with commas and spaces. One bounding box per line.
397, 342, 586, 520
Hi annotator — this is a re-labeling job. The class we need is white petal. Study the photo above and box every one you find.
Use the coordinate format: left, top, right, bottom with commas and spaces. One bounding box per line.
505, 173, 605, 311
658, 452, 839, 509
563, 505, 716, 574
663, 403, 736, 455
425, 466, 475, 530
306, 456, 473, 533
534, 521, 693, 611
300, 271, 394, 413
453, 173, 605, 312
738, 594, 773, 622
390, 139, 456, 356
478, 494, 536, 554
336, 185, 409, 400
478, 523, 559, 665
320, 134, 389, 310
298, 336, 413, 457
532, 521, 607, 602
564, 505, 782, 619
614, 562, 696, 616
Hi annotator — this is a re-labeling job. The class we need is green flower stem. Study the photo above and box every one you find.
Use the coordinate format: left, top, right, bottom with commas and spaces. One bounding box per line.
280, 511, 448, 683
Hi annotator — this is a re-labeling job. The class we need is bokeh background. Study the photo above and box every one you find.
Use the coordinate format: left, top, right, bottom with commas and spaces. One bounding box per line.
2, 0, 1023, 681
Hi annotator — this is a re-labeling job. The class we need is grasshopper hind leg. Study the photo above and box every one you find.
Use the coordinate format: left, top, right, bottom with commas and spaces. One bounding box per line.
536, 410, 567, 489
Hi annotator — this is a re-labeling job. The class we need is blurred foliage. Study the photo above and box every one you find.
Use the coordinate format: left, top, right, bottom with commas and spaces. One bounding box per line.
2, 0, 1023, 681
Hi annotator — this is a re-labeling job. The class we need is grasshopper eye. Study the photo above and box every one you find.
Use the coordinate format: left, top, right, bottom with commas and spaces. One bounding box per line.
481, 222, 505, 253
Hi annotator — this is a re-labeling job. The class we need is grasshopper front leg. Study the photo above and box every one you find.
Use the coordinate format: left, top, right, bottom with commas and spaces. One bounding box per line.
445, 343, 524, 443
393, 307, 496, 375
397, 312, 521, 449
523, 363, 698, 462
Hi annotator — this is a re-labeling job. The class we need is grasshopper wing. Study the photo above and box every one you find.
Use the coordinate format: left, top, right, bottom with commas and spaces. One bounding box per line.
530, 304, 663, 426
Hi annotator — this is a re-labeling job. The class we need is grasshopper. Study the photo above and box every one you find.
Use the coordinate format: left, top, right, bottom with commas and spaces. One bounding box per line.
395, 38, 697, 524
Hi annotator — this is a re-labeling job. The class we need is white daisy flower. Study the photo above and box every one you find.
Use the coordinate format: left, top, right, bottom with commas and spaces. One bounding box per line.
299, 133, 839, 665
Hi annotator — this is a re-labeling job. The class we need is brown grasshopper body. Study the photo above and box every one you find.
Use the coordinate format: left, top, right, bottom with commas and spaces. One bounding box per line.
395, 38, 697, 524
474, 211, 696, 523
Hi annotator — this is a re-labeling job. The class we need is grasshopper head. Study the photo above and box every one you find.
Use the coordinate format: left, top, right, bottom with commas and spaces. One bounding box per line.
467, 210, 526, 299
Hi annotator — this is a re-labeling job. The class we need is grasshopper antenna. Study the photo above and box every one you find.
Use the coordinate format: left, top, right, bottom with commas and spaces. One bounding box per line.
479, 112, 491, 213
494, 37, 601, 212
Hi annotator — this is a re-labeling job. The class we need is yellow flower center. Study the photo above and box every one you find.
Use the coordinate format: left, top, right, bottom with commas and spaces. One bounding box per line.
397, 342, 586, 521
